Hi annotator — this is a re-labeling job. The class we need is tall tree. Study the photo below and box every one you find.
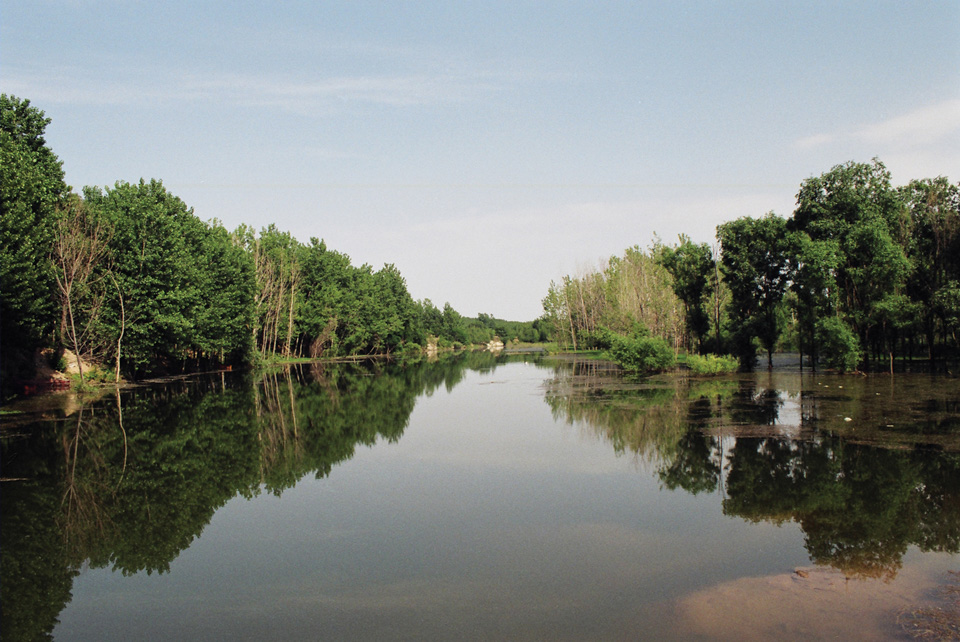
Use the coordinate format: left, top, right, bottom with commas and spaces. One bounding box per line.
194, 222, 256, 365
296, 237, 353, 357
51, 195, 111, 384
788, 231, 840, 367
718, 213, 791, 368
656, 235, 715, 353
440, 302, 467, 344
900, 177, 960, 360
84, 180, 206, 376
0, 95, 69, 381
791, 159, 910, 367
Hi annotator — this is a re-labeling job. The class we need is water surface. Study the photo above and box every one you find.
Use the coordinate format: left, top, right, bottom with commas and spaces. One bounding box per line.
2, 354, 958, 640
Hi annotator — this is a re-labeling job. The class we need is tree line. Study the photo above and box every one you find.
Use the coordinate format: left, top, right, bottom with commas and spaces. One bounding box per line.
543, 159, 960, 371
1, 95, 543, 387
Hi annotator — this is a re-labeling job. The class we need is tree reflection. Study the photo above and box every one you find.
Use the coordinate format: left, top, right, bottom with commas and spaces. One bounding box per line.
658, 430, 721, 495
4, 358, 960, 640
0, 352, 507, 641
545, 367, 960, 580
722, 437, 960, 580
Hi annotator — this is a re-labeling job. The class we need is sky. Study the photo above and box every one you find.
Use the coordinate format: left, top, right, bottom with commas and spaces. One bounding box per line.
3, 1, 959, 321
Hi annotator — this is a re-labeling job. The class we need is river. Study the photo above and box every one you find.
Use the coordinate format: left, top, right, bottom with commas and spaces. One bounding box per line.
2, 353, 958, 640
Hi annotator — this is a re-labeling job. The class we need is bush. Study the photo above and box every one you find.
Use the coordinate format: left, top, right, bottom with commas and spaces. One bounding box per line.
686, 353, 739, 375
581, 327, 615, 350
608, 333, 675, 373
816, 317, 862, 372
399, 342, 422, 357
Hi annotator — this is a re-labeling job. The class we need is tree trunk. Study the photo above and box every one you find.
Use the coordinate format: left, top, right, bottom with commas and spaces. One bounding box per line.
65, 294, 84, 385
285, 277, 297, 357
113, 276, 124, 381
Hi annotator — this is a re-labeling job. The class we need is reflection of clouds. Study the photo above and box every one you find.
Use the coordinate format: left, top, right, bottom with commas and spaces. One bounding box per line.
356, 362, 631, 477
277, 522, 705, 615
773, 391, 803, 438
280, 577, 541, 612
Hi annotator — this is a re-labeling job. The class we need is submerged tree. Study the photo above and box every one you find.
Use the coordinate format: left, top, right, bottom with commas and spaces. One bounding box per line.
790, 159, 910, 368
717, 213, 791, 368
900, 177, 960, 361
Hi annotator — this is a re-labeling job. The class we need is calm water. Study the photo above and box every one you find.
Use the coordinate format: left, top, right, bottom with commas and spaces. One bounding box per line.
2, 354, 959, 640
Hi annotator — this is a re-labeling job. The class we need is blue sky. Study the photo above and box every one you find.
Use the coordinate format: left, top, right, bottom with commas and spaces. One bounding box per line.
4, 1, 958, 320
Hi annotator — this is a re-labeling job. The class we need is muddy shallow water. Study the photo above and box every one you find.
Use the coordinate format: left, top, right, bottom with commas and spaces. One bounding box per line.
2, 354, 958, 640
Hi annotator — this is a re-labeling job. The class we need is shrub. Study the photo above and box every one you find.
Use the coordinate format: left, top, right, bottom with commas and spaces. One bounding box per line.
608, 333, 675, 373
581, 327, 615, 350
816, 317, 862, 372
686, 353, 739, 375
399, 342, 421, 357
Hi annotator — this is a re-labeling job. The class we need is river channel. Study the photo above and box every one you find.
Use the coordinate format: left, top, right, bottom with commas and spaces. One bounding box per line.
2, 353, 958, 640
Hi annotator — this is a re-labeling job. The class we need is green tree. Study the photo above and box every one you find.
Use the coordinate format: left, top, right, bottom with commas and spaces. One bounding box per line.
194, 223, 256, 364
541, 245, 683, 350
900, 177, 960, 361
815, 316, 862, 372
791, 159, 910, 367
717, 213, 791, 368
0, 95, 69, 382
296, 237, 354, 357
656, 235, 715, 353
418, 299, 445, 338
85, 180, 207, 376
441, 302, 467, 345
371, 263, 420, 351
607, 324, 675, 373
788, 232, 840, 367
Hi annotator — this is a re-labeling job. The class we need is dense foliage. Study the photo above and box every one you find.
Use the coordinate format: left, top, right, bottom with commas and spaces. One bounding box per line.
542, 159, 960, 372
1, 96, 69, 379
684, 353, 739, 375
607, 325, 675, 373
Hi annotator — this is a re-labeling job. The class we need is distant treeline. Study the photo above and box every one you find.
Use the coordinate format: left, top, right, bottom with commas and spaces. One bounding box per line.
543, 159, 960, 371
0, 95, 542, 385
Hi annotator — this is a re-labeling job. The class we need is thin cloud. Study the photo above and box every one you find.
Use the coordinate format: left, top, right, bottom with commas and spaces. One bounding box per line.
854, 99, 960, 146
793, 133, 834, 150
186, 71, 502, 109
792, 98, 960, 150
3, 64, 507, 112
